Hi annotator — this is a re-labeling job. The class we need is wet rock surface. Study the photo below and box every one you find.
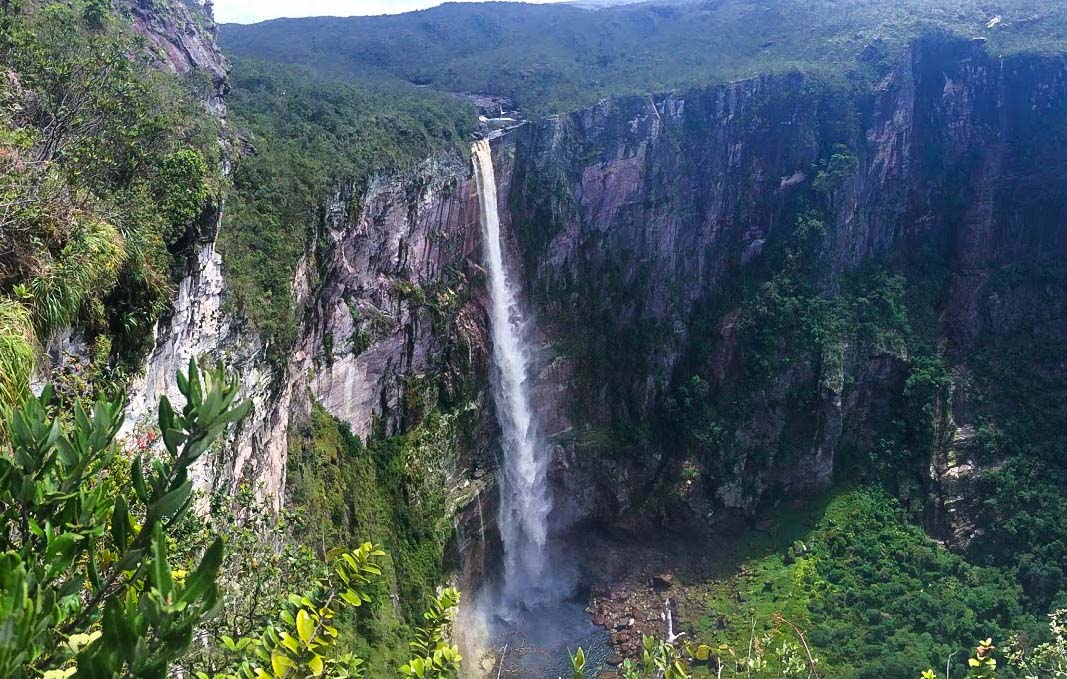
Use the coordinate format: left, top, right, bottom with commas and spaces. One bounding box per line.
566, 527, 721, 663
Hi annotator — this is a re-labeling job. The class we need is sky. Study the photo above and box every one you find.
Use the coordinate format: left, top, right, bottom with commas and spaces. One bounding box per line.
212, 0, 570, 24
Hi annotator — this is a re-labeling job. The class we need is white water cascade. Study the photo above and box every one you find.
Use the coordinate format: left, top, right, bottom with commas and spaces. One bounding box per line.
471, 139, 553, 607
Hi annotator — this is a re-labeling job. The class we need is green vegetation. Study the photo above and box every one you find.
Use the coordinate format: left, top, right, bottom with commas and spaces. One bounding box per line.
684, 488, 1033, 679
570, 602, 1066, 679
0, 299, 34, 425
0, 360, 462, 679
157, 148, 210, 243
219, 59, 474, 357
970, 460, 1067, 612
964, 261, 1067, 613
221, 0, 1067, 117
649, 204, 938, 495
284, 404, 461, 675
648, 211, 1065, 676
2, 2, 1064, 679
0, 0, 225, 406
0, 360, 246, 678
540, 131, 1064, 674
1006, 610, 1067, 678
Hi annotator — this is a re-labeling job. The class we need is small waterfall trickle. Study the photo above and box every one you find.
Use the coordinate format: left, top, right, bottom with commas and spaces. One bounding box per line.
475, 488, 487, 552
663, 599, 684, 644
471, 139, 553, 608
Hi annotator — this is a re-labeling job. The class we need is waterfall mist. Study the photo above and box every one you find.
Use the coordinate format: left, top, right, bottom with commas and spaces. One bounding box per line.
471, 139, 554, 608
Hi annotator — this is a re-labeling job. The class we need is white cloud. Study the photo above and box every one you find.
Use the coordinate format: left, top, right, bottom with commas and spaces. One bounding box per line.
212, 0, 571, 25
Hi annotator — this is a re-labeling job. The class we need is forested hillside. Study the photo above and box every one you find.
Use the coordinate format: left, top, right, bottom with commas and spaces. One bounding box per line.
221, 0, 1067, 114
1, 1, 1066, 678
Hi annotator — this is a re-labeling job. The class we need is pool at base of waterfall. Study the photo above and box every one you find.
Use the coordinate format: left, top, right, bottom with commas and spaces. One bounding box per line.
487, 599, 613, 678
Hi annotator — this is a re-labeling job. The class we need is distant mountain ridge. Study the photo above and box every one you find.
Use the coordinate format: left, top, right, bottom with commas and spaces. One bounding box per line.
563, 0, 665, 7
220, 0, 1067, 116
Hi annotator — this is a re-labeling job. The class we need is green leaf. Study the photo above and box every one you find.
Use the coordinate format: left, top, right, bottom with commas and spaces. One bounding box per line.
179, 537, 223, 605
44, 531, 82, 579
132, 456, 149, 504
271, 649, 291, 677
223, 400, 252, 424
296, 609, 315, 644
115, 547, 145, 571
280, 633, 299, 653
145, 480, 192, 529
149, 524, 174, 598
308, 653, 324, 677
110, 495, 129, 549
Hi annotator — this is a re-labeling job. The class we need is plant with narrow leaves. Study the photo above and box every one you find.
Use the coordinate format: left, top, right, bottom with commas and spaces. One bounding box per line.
0, 359, 249, 679
0, 297, 34, 426
400, 588, 462, 679
569, 647, 586, 679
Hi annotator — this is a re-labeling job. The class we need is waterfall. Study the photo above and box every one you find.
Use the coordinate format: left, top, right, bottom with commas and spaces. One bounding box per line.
471, 139, 552, 606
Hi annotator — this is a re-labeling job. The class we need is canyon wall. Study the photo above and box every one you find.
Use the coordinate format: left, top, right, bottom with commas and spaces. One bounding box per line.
503, 37, 1067, 533
117, 3, 491, 515
115, 0, 294, 505
118, 17, 1065, 558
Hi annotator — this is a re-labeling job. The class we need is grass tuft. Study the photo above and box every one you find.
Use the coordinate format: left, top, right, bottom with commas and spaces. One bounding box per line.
0, 298, 36, 429
28, 217, 126, 336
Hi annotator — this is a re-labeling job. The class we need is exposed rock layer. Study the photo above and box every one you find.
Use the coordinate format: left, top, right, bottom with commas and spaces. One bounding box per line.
503, 38, 1067, 531
121, 26, 1066, 553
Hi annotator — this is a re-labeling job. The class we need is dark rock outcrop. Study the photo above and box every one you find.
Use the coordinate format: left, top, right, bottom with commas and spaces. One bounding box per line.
497, 37, 1067, 530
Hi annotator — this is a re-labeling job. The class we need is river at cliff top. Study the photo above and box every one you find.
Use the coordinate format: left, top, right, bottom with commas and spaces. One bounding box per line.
486, 598, 613, 678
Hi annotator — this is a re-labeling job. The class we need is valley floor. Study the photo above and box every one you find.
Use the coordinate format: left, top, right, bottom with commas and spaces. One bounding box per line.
563, 487, 1036, 679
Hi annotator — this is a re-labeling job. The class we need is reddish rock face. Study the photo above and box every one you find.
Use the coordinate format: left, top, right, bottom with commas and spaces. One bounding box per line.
128, 0, 228, 89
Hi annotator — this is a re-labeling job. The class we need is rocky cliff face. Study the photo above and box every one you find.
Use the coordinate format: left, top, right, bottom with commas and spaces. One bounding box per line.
127, 0, 228, 114
126, 148, 497, 510
303, 158, 487, 441
296, 157, 501, 587
118, 11, 1064, 559
499, 37, 1067, 531
115, 0, 497, 520
117, 0, 294, 505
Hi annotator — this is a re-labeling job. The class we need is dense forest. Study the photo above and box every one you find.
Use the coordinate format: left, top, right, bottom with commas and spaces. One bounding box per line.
220, 0, 1067, 114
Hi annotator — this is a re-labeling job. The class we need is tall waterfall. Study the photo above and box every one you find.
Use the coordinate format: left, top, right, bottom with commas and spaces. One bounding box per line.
471, 139, 552, 606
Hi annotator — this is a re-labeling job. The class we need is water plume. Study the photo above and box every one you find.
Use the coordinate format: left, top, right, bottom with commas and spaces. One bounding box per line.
471, 139, 553, 608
